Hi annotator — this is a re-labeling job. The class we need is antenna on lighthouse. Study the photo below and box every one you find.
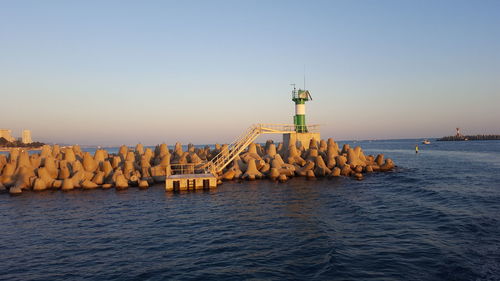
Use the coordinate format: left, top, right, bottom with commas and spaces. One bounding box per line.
303, 65, 306, 90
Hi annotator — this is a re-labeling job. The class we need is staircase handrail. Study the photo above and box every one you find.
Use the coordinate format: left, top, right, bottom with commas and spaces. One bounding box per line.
205, 123, 320, 173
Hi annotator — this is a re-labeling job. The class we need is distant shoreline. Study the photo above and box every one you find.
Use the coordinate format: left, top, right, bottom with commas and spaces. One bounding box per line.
0, 147, 43, 152
437, 135, 500, 141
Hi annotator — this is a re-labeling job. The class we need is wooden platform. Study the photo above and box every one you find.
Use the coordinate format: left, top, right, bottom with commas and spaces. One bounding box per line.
165, 173, 217, 191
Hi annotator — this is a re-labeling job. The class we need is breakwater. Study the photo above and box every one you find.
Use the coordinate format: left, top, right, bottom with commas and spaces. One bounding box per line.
437, 134, 500, 141
0, 138, 395, 195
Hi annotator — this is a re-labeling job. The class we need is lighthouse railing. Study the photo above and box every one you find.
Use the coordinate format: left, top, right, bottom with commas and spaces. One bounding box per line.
258, 123, 320, 134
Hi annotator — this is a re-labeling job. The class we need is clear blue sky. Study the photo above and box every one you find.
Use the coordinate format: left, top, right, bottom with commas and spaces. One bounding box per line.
1, 0, 499, 145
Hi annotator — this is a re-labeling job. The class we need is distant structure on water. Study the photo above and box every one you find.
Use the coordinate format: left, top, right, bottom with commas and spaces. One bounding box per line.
438, 128, 500, 141
22, 129, 33, 144
0, 128, 41, 148
0, 129, 15, 142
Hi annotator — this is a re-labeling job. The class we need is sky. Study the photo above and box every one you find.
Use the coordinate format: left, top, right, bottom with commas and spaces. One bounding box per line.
1, 0, 499, 145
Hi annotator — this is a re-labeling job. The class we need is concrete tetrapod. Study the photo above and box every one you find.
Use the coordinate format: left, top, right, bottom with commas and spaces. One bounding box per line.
138, 180, 149, 189
278, 174, 288, 182
71, 170, 85, 188
83, 152, 98, 173
94, 149, 106, 164
364, 165, 374, 173
287, 145, 306, 166
72, 145, 83, 159
241, 143, 262, 163
354, 173, 364, 180
37, 167, 56, 188
52, 144, 60, 158
226, 158, 243, 179
375, 154, 385, 166
71, 160, 84, 173
40, 145, 52, 159
242, 159, 263, 180
92, 171, 105, 185
0, 155, 6, 174
9, 185, 22, 195
61, 178, 74, 191
111, 156, 121, 169
58, 160, 71, 180
296, 161, 315, 177
265, 142, 277, 158
114, 171, 129, 190
0, 163, 16, 187
135, 143, 145, 156
306, 169, 316, 179
319, 139, 328, 153
118, 145, 128, 160
8, 149, 20, 163
326, 141, 339, 169
125, 151, 135, 163
354, 146, 368, 163
340, 165, 353, 177
64, 147, 76, 162
16, 166, 35, 190
347, 148, 366, 168
314, 155, 331, 177
44, 157, 59, 179
341, 144, 350, 155
221, 170, 236, 181
33, 178, 47, 191
379, 159, 395, 171
102, 161, 113, 179
30, 154, 42, 169
269, 168, 280, 180
270, 155, 295, 176
81, 180, 99, 190
305, 148, 319, 162
331, 167, 341, 177
17, 151, 32, 169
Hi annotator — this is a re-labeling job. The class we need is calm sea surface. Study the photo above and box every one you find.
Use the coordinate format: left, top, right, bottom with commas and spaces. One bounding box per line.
1, 139, 499, 281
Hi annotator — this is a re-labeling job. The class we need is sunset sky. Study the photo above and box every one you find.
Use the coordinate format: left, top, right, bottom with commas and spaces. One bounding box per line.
1, 0, 499, 145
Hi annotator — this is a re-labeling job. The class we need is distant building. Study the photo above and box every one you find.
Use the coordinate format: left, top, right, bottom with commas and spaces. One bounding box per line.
22, 129, 33, 144
0, 129, 15, 142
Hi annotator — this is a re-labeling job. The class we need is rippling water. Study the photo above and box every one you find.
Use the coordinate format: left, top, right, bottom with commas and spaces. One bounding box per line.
1, 139, 500, 280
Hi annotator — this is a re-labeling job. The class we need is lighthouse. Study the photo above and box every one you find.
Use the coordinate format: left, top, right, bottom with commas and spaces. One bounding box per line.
283, 84, 320, 149
291, 84, 312, 133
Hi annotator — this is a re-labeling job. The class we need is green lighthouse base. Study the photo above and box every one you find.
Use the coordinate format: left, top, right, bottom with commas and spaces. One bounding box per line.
283, 132, 321, 150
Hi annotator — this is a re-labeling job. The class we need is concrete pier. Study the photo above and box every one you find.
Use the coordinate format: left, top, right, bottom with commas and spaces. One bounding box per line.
165, 174, 217, 191
283, 132, 321, 149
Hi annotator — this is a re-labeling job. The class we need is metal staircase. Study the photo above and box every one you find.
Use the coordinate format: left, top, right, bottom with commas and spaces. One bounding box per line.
205, 123, 320, 173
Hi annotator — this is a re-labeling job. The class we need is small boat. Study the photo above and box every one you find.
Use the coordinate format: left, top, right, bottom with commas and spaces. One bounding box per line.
422, 139, 431, 144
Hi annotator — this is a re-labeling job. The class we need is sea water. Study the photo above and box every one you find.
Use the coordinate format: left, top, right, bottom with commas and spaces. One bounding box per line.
1, 139, 499, 280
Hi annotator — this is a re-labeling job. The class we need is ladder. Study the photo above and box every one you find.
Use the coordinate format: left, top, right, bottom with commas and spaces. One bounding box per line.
207, 124, 260, 173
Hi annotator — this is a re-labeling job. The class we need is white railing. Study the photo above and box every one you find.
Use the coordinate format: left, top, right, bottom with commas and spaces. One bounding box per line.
257, 124, 320, 134
167, 163, 211, 176
207, 124, 260, 173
